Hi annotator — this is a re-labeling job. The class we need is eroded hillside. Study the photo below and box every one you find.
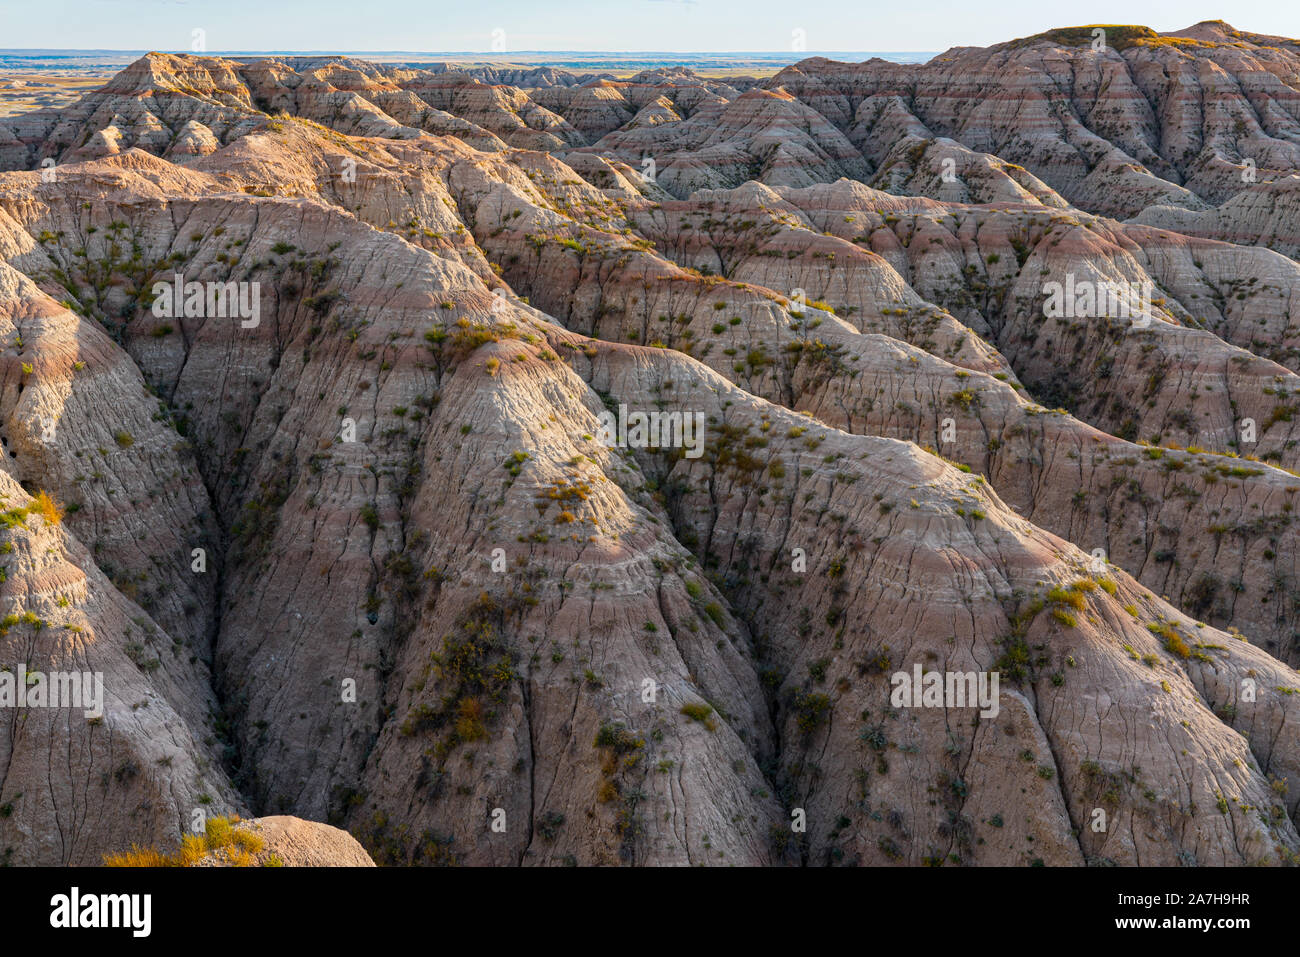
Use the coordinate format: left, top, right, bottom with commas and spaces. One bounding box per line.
2, 21, 1300, 866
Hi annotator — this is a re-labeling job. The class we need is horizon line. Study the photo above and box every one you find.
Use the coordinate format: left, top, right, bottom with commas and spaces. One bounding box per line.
0, 48, 941, 55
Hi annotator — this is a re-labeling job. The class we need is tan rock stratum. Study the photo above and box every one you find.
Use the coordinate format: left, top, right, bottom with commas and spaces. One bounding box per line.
191, 817, 375, 867
1, 21, 1300, 866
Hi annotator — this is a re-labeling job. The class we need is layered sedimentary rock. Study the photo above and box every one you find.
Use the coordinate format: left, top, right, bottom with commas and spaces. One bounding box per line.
193, 816, 375, 866
1, 22, 1300, 866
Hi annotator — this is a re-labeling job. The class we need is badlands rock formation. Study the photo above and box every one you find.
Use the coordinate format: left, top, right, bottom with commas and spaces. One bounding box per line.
1, 21, 1300, 866
193, 816, 374, 866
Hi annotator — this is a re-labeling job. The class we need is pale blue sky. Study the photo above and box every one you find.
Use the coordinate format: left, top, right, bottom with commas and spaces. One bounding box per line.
3, 0, 1296, 52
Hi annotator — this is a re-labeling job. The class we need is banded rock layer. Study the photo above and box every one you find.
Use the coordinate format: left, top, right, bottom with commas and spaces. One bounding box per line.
0, 22, 1299, 866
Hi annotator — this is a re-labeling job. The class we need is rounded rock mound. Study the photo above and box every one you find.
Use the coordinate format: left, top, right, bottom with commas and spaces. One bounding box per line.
192, 816, 376, 867
103, 815, 375, 867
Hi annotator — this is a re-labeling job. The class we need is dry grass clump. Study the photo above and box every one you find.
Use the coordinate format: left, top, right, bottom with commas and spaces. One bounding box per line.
104, 816, 267, 867
32, 490, 63, 526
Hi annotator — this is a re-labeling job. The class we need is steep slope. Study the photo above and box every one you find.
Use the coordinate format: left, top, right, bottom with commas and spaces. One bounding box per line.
1, 30, 1300, 866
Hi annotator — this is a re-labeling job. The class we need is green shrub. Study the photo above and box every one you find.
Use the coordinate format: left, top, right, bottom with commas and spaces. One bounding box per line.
680, 702, 716, 730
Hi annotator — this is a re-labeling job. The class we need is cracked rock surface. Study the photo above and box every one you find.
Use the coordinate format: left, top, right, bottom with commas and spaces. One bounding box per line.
1, 20, 1300, 865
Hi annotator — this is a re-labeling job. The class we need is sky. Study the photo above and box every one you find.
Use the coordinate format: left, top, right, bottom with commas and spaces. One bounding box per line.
3, 0, 1297, 52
